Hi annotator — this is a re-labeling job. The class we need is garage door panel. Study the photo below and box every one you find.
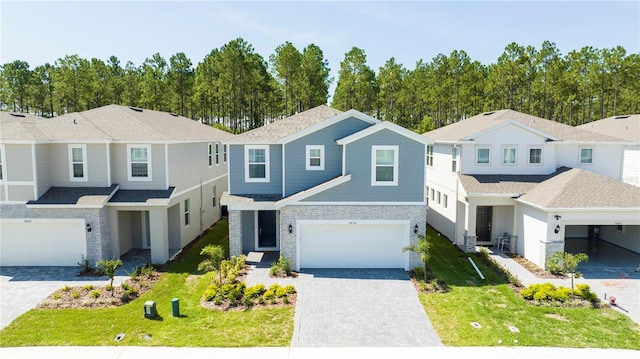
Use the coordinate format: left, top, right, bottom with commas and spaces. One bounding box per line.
0, 219, 87, 266
299, 222, 407, 269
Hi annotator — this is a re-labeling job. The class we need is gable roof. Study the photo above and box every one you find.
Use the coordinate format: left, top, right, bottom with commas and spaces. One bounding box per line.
337, 121, 433, 145
518, 168, 640, 209
458, 167, 572, 197
577, 114, 640, 142
226, 106, 378, 144
423, 109, 622, 143
0, 111, 48, 141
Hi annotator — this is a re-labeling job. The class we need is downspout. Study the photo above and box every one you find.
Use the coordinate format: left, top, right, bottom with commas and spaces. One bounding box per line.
200, 179, 203, 238
453, 144, 460, 244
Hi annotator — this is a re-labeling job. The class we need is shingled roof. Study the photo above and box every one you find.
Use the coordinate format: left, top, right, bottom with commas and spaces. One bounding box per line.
518, 168, 640, 209
227, 105, 343, 143
458, 167, 572, 196
423, 109, 623, 143
577, 114, 640, 142
0, 111, 48, 141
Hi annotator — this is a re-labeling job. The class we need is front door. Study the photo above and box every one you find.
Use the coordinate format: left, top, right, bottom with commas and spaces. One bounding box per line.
257, 211, 277, 248
476, 206, 492, 242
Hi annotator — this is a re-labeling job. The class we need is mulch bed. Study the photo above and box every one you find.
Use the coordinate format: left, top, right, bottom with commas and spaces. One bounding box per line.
505, 253, 565, 279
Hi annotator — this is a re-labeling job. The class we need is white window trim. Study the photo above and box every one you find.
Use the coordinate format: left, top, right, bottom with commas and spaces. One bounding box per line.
476, 146, 491, 165
528, 147, 543, 165
208, 143, 213, 167
127, 144, 152, 181
501, 146, 517, 165
223, 144, 227, 163
215, 143, 220, 165
426, 145, 434, 167
245, 145, 270, 183
305, 145, 325, 171
579, 147, 594, 165
371, 145, 399, 186
68, 144, 88, 182
184, 199, 190, 227
0, 144, 6, 182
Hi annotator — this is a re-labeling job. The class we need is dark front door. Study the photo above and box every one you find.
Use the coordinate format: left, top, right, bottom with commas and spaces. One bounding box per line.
476, 206, 492, 242
258, 210, 277, 248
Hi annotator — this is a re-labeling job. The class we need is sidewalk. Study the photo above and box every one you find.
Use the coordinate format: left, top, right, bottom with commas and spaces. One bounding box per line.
0, 346, 638, 359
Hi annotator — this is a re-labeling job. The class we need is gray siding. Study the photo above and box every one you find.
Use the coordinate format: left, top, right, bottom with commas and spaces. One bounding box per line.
49, 143, 109, 187
168, 141, 228, 193
5, 144, 33, 181
284, 117, 372, 196
229, 144, 282, 195
111, 143, 167, 190
304, 129, 425, 202
35, 144, 50, 198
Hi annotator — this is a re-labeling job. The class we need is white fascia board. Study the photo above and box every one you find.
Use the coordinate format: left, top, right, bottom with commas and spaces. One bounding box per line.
554, 141, 630, 145
105, 200, 170, 207
277, 110, 379, 145
337, 121, 433, 145
466, 192, 523, 198
225, 202, 277, 211
0, 140, 38, 144
462, 120, 559, 142
291, 201, 426, 206
516, 198, 640, 212
274, 174, 351, 209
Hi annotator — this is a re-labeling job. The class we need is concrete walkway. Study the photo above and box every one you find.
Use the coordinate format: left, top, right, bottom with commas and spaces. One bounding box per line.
0, 346, 638, 359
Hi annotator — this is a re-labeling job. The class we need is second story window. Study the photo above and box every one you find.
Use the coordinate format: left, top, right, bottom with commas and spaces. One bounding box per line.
184, 199, 190, 226
128, 145, 151, 181
223, 144, 227, 163
68, 144, 87, 182
476, 147, 490, 165
215, 144, 220, 165
580, 147, 593, 164
245, 145, 270, 182
208, 143, 213, 167
372, 145, 398, 186
502, 146, 517, 165
306, 145, 325, 170
529, 148, 543, 165
451, 147, 458, 172
426, 145, 433, 166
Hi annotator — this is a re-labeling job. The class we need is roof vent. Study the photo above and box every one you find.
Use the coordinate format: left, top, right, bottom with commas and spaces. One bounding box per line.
614, 115, 630, 119
129, 107, 143, 112
9, 112, 26, 118
482, 111, 496, 116
169, 113, 178, 117
73, 119, 77, 124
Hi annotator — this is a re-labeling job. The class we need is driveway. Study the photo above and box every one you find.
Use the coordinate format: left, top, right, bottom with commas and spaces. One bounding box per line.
245, 261, 442, 347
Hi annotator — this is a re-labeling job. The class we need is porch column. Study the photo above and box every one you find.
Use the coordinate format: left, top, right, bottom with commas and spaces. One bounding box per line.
108, 208, 120, 260
149, 207, 169, 264
229, 210, 243, 257
466, 202, 477, 236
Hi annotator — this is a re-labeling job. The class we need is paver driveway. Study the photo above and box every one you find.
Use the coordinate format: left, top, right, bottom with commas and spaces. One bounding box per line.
246, 266, 442, 347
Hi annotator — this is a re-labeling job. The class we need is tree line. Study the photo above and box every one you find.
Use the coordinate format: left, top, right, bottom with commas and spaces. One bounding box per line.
1, 38, 638, 133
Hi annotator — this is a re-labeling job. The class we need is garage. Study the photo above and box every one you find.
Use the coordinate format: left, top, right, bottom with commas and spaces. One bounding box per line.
0, 218, 87, 266
297, 221, 409, 269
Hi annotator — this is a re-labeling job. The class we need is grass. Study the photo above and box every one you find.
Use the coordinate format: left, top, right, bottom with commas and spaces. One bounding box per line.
0, 219, 294, 347
420, 226, 640, 349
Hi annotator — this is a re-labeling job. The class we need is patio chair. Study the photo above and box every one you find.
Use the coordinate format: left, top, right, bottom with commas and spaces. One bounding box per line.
499, 233, 511, 252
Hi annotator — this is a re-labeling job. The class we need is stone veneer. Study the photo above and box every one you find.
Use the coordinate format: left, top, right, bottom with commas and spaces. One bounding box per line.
278, 205, 427, 270
0, 204, 110, 264
228, 210, 243, 258
539, 239, 565, 269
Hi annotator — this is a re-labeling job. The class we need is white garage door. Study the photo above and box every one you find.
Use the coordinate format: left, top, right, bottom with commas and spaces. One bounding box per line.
298, 221, 408, 269
0, 219, 87, 266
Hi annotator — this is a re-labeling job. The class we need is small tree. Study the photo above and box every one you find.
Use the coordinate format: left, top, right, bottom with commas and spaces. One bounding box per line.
198, 244, 226, 285
402, 235, 431, 282
96, 259, 123, 296
547, 251, 589, 297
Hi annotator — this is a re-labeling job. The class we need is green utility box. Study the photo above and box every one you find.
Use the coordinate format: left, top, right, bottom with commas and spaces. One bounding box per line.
144, 300, 157, 319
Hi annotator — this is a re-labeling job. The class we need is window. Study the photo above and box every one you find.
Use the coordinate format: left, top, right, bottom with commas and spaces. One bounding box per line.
184, 199, 190, 226
430, 188, 435, 201
245, 145, 269, 182
502, 147, 517, 165
580, 148, 593, 164
451, 147, 458, 172
223, 144, 227, 163
215, 144, 220, 165
68, 145, 87, 181
371, 145, 398, 186
306, 145, 325, 170
0, 146, 4, 180
212, 185, 217, 208
476, 147, 490, 165
128, 145, 151, 180
443, 194, 448, 208
437, 191, 441, 205
528, 148, 542, 165
426, 145, 434, 166
208, 143, 213, 167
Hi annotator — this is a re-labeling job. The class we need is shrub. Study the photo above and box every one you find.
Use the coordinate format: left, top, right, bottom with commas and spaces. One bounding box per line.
82, 284, 94, 291
550, 286, 572, 302
575, 284, 598, 302
522, 282, 579, 303
203, 284, 220, 301
96, 259, 123, 296
413, 266, 425, 281
90, 289, 101, 299
61, 285, 71, 292
105, 284, 113, 292
245, 284, 266, 299
52, 293, 61, 300
121, 283, 130, 291
72, 291, 80, 299
77, 254, 91, 274
263, 289, 276, 301
269, 255, 292, 277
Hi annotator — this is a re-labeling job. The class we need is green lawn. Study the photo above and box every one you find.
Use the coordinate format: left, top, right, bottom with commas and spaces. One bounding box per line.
420, 226, 640, 349
0, 219, 294, 347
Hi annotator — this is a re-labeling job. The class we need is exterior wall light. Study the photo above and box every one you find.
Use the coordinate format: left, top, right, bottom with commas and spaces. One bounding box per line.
86, 224, 92, 232
288, 224, 293, 234
414, 224, 419, 234
554, 215, 562, 220
554, 225, 560, 234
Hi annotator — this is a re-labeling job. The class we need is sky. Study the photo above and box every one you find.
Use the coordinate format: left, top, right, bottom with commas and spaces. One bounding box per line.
1, 0, 639, 99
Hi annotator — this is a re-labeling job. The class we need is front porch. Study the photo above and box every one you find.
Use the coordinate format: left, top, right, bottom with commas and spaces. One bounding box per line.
228, 209, 281, 257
